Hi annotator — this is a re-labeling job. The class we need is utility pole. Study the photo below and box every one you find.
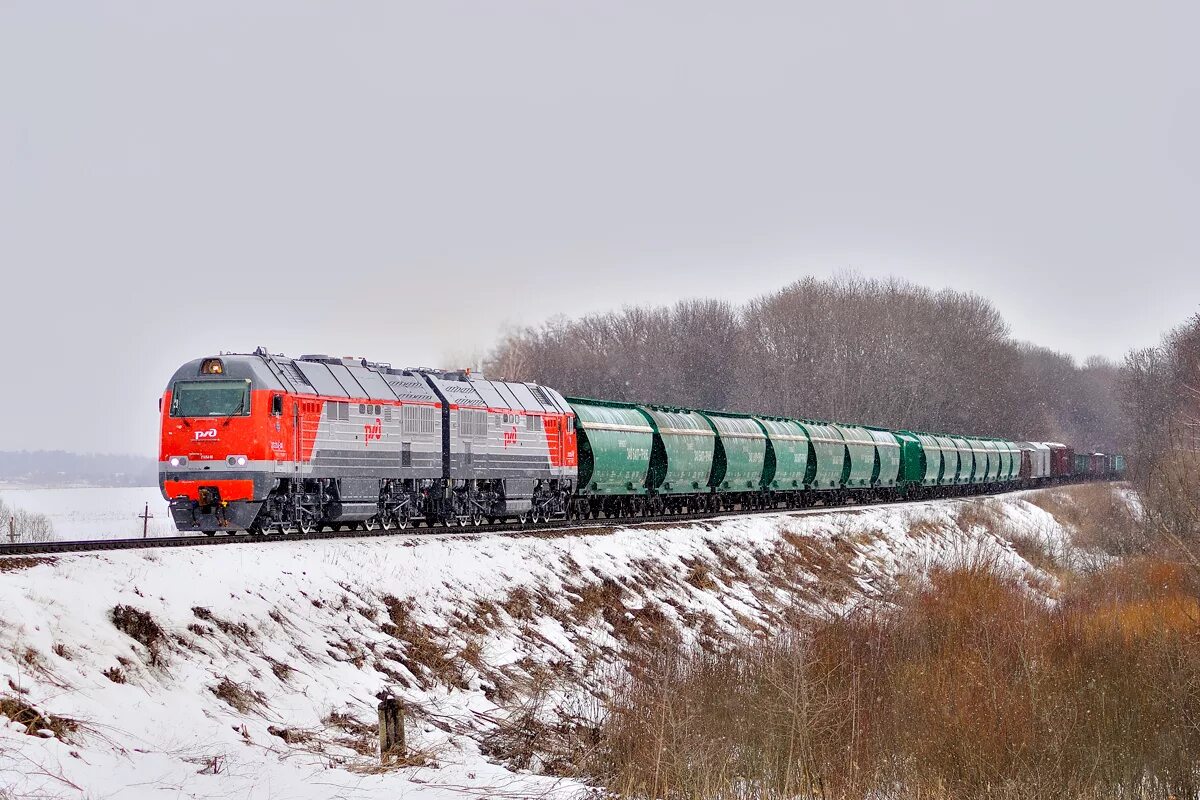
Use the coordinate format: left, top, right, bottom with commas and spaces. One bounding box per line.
138, 503, 154, 539
8, 516, 15, 544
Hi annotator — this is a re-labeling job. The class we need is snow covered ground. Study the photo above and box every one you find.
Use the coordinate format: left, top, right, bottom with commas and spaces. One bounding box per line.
0, 485, 175, 540
0, 490, 1093, 799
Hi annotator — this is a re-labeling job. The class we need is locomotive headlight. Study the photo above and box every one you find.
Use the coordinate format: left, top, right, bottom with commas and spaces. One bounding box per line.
169, 456, 187, 468
226, 455, 248, 467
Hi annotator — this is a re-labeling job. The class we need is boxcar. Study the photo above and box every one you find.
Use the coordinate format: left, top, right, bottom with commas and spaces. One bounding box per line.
1047, 443, 1075, 479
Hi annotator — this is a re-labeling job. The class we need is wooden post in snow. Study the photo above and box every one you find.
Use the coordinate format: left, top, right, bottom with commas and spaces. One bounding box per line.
377, 690, 405, 765
138, 503, 154, 538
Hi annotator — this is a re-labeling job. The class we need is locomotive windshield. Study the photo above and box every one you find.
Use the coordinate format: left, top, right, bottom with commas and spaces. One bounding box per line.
170, 380, 251, 418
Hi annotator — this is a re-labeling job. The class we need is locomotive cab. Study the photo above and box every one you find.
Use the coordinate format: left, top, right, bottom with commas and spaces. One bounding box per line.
159, 355, 283, 534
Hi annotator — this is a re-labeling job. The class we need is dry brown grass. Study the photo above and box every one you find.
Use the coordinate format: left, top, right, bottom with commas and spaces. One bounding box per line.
110, 605, 166, 666
0, 694, 77, 739
191, 606, 256, 644
379, 595, 463, 687
952, 498, 1004, 534
210, 676, 265, 714
324, 710, 377, 756
579, 557, 1200, 800
0, 556, 55, 572
1026, 483, 1147, 556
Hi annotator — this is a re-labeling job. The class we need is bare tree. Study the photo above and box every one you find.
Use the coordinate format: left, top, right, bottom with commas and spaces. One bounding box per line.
0, 496, 56, 543
488, 275, 1124, 445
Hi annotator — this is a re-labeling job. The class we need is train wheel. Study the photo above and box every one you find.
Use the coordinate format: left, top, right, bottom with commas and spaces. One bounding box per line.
364, 517, 379, 532
471, 512, 484, 526
396, 515, 409, 530
299, 517, 317, 535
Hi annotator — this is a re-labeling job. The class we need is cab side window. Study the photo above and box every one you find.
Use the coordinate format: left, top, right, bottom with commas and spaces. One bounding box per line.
271, 394, 284, 416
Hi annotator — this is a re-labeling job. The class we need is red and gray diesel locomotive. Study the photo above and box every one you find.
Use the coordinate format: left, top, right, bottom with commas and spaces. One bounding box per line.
159, 348, 577, 534
159, 348, 1124, 535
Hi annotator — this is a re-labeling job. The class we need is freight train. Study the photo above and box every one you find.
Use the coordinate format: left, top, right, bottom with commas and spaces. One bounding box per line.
158, 349, 1125, 535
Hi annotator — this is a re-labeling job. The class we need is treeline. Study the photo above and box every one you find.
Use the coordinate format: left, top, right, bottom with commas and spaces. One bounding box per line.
0, 450, 158, 487
488, 275, 1122, 450
1122, 312, 1200, 541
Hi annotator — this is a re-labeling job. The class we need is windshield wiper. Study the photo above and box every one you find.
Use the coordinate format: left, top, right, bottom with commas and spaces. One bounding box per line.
221, 394, 247, 427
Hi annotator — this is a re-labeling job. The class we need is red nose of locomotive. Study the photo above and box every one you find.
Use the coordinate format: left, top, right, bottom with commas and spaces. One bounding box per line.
159, 356, 276, 533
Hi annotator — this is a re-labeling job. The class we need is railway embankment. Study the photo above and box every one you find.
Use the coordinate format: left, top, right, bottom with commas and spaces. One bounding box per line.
0, 485, 1140, 798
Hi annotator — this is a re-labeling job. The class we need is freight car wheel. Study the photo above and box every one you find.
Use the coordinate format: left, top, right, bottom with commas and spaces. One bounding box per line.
202, 530, 216, 537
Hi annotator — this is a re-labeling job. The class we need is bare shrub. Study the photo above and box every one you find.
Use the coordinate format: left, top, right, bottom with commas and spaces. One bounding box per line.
210, 677, 265, 714
0, 497, 56, 543
0, 695, 77, 739
110, 605, 166, 666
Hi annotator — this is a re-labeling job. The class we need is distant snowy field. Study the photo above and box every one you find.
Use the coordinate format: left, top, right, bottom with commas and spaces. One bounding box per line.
0, 485, 174, 540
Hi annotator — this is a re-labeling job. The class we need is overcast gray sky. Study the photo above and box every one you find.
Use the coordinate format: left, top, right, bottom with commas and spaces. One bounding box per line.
1, 1, 1197, 456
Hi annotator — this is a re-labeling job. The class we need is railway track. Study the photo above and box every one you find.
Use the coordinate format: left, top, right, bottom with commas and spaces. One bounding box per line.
0, 481, 1110, 559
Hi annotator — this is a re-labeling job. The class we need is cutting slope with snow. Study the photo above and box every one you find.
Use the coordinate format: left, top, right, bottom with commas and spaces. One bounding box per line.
0, 490, 1093, 799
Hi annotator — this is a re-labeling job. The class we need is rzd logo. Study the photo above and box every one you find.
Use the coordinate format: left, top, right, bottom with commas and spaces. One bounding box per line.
503, 427, 518, 448
364, 418, 382, 446
194, 428, 217, 441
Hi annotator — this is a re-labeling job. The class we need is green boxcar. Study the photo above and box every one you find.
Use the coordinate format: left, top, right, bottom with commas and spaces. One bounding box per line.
642, 406, 716, 494
932, 436, 959, 484
799, 421, 845, 490
950, 437, 975, 484
756, 417, 810, 490
833, 424, 875, 489
868, 429, 902, 488
700, 411, 768, 491
567, 398, 655, 495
